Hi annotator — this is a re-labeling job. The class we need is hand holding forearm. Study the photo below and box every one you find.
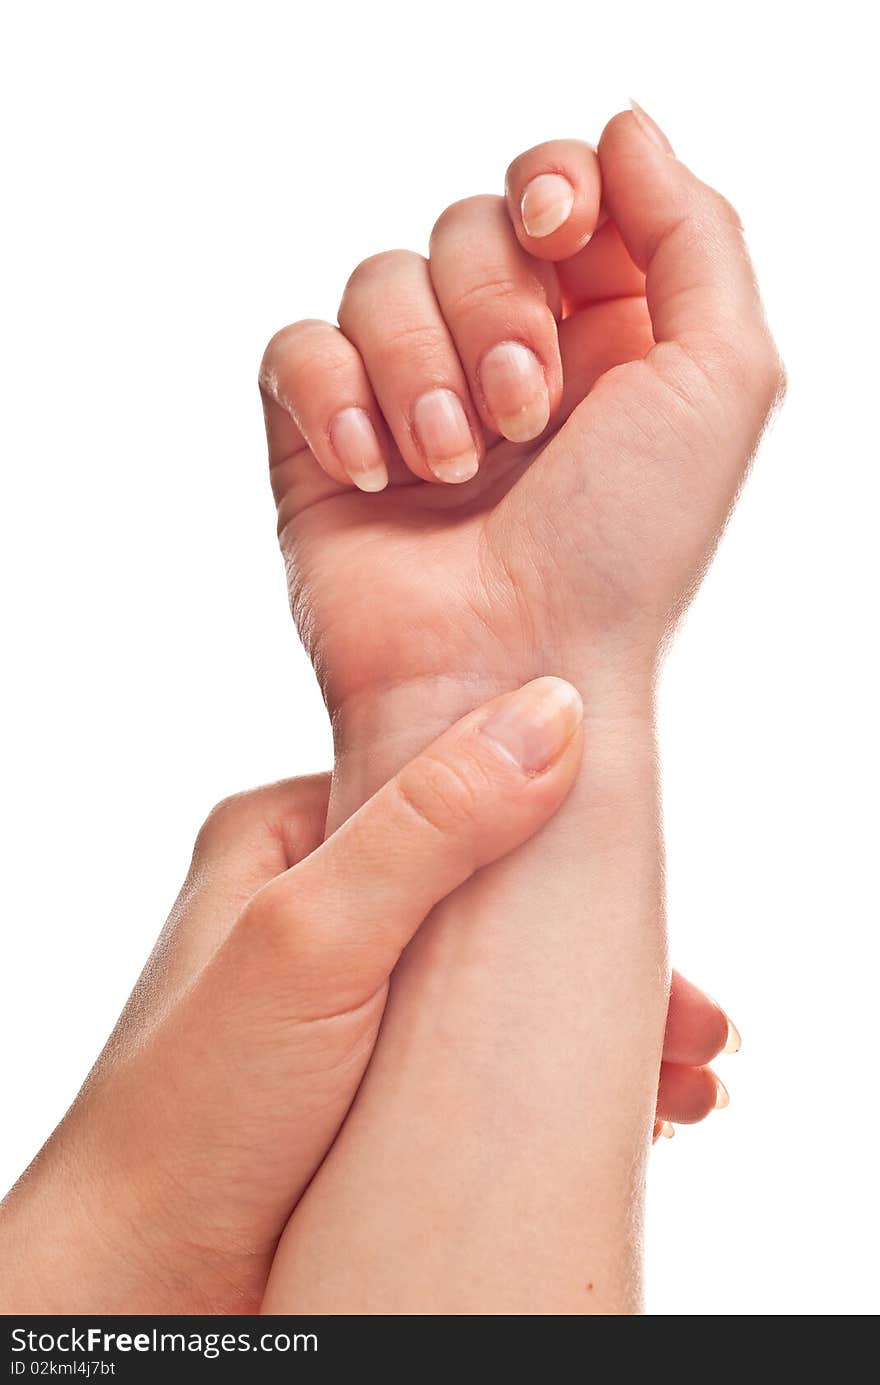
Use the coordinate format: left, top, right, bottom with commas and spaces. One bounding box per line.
0, 684, 584, 1312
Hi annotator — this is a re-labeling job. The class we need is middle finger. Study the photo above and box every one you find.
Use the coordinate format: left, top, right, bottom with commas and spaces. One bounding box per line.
429, 195, 563, 445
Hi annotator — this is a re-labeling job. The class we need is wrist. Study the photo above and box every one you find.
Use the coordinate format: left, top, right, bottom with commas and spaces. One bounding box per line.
0, 1137, 143, 1312
327, 652, 657, 831
0, 1114, 222, 1313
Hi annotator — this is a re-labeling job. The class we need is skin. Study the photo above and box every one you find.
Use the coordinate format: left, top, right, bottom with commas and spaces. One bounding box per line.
0, 686, 580, 1311
0, 690, 734, 1313
259, 107, 782, 1312
0, 106, 773, 1315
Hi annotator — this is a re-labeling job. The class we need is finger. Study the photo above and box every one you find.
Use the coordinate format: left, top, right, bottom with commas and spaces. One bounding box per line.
245, 677, 584, 1017
662, 970, 740, 1066
657, 1062, 729, 1125
598, 104, 785, 423
556, 218, 646, 311
505, 139, 601, 261
125, 774, 332, 1021
260, 320, 391, 494
191, 773, 332, 879
557, 296, 654, 418
338, 250, 483, 485
429, 195, 562, 445
475, 297, 653, 518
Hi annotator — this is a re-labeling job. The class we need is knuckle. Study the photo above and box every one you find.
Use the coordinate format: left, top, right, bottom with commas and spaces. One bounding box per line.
234, 897, 292, 981
774, 357, 788, 405
193, 792, 249, 856
707, 187, 743, 232
371, 319, 450, 372
444, 272, 525, 321
429, 194, 504, 247
236, 886, 366, 1021
259, 319, 333, 392
239, 879, 311, 964
758, 339, 787, 408
342, 249, 425, 302
694, 1075, 722, 1121
672, 326, 786, 423
436, 272, 557, 329
261, 319, 326, 368
394, 750, 486, 846
728, 332, 786, 416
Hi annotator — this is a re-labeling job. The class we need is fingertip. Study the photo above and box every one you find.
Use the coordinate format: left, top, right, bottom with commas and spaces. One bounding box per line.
328, 407, 390, 492
412, 387, 482, 485
597, 107, 644, 157
723, 1017, 742, 1055
259, 319, 384, 491
478, 676, 583, 780
425, 454, 480, 485
505, 139, 601, 261
453, 678, 584, 865
701, 1002, 737, 1063
351, 469, 390, 493
627, 100, 675, 156
657, 1062, 724, 1125
597, 106, 677, 183
520, 172, 575, 240
478, 340, 553, 444
665, 972, 734, 1066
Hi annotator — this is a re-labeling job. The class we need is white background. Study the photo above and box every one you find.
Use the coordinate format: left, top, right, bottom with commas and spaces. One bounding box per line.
1, 1, 877, 1316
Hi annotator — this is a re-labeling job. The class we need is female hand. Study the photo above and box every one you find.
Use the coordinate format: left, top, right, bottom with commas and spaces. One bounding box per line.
260, 104, 783, 784
1, 680, 586, 1311
257, 110, 773, 1312
0, 679, 735, 1312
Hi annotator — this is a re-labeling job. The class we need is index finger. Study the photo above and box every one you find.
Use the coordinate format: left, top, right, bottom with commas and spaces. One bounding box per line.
505, 139, 602, 261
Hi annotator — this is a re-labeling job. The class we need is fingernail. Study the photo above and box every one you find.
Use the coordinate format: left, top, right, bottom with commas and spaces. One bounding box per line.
329, 407, 388, 492
479, 341, 550, 444
412, 388, 479, 484
481, 676, 583, 775
659, 1121, 675, 1139
714, 1078, 730, 1110
520, 172, 575, 239
628, 100, 675, 156
723, 1018, 742, 1055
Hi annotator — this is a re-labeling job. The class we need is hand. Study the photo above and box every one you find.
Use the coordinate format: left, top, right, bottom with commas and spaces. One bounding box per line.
0, 681, 589, 1312
256, 108, 777, 1312
0, 682, 735, 1312
260, 105, 783, 776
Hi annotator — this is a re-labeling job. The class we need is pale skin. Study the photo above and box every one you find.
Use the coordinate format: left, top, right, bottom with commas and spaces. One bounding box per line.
0, 691, 733, 1313
0, 104, 778, 1314
258, 105, 782, 1312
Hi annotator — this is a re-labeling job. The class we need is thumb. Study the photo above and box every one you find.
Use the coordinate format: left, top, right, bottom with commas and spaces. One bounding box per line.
598, 104, 784, 424
68, 679, 582, 1285
244, 676, 584, 1016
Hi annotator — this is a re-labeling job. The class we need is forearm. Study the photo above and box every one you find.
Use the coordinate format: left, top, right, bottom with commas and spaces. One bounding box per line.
265, 681, 668, 1314
0, 1127, 168, 1314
